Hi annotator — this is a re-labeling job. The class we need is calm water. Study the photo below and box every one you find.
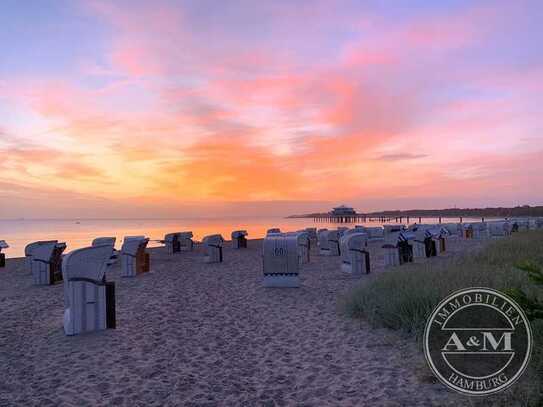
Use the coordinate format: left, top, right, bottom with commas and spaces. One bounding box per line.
0, 216, 482, 258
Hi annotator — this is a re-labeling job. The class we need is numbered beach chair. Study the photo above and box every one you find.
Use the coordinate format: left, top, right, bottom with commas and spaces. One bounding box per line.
120, 237, 150, 277
203, 234, 224, 263
340, 232, 370, 275
0, 240, 8, 268
231, 230, 248, 249
179, 232, 194, 251
262, 233, 300, 287
31, 241, 67, 285
62, 244, 116, 336
164, 233, 181, 254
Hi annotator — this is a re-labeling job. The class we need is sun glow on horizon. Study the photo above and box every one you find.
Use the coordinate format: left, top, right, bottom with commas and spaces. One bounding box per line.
1, 0, 542, 218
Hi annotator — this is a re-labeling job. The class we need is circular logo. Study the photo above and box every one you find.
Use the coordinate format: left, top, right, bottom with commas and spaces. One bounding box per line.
423, 287, 532, 396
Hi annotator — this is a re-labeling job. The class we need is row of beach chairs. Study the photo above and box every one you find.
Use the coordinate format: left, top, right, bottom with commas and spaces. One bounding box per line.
2, 218, 540, 337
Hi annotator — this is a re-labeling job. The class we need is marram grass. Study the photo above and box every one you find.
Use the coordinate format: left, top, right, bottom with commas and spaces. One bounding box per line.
341, 231, 543, 406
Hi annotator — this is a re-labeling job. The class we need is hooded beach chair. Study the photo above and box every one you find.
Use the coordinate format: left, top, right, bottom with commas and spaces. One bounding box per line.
287, 231, 310, 264
326, 230, 341, 256
120, 236, 150, 277
164, 233, 181, 254
203, 234, 224, 263
92, 237, 117, 265
179, 232, 194, 251
317, 229, 329, 254
231, 230, 248, 249
262, 233, 300, 287
0, 240, 8, 268
340, 232, 370, 275
382, 232, 402, 267
267, 228, 281, 235
62, 244, 116, 336
305, 227, 317, 241
30, 241, 67, 285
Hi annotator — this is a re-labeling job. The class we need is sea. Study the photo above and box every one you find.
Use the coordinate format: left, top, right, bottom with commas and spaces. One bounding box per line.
0, 216, 485, 258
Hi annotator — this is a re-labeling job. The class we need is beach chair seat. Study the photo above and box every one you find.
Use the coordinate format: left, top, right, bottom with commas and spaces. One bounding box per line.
340, 232, 370, 275
0, 240, 8, 268
203, 234, 224, 263
263, 233, 300, 287
62, 245, 116, 336
231, 230, 248, 249
120, 237, 150, 277
31, 241, 67, 285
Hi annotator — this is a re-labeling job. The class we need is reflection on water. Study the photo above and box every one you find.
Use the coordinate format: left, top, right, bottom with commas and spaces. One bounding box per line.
0, 217, 484, 258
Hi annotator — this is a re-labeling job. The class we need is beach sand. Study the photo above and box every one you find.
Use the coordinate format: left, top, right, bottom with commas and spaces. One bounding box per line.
0, 238, 478, 406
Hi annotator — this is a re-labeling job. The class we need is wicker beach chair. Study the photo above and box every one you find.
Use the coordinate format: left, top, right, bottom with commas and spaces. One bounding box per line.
231, 230, 248, 249
340, 232, 370, 275
62, 244, 116, 336
30, 241, 67, 285
120, 237, 150, 277
202, 234, 224, 263
262, 233, 300, 287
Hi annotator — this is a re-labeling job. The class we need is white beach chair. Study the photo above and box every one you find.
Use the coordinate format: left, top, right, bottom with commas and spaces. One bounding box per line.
262, 233, 300, 287
178, 232, 194, 251
30, 241, 67, 285
340, 232, 370, 275
267, 228, 281, 235
365, 227, 385, 242
164, 233, 181, 254
62, 245, 116, 336
231, 230, 248, 249
287, 231, 310, 264
203, 234, 224, 263
0, 240, 8, 268
317, 229, 329, 254
487, 222, 509, 238
383, 225, 405, 237
120, 237, 150, 277
381, 230, 414, 266
92, 237, 117, 265
326, 230, 341, 256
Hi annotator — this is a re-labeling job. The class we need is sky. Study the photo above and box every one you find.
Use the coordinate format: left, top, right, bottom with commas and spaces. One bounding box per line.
1, 0, 542, 218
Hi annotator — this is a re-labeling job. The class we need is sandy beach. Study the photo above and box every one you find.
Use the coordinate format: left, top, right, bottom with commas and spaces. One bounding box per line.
0, 238, 479, 406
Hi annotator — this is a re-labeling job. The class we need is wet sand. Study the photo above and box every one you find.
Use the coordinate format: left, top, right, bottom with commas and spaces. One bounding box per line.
0, 238, 477, 406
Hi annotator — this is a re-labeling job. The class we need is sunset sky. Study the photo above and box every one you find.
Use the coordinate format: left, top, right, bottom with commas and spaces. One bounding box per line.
1, 0, 542, 218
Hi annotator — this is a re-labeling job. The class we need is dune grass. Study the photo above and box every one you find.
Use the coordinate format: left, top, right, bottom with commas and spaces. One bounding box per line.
342, 231, 543, 406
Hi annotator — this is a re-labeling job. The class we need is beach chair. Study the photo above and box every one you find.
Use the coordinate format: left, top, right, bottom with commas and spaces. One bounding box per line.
365, 227, 385, 242
164, 233, 181, 254
25, 240, 57, 273
287, 231, 310, 264
317, 229, 328, 253
30, 241, 67, 285
231, 230, 248, 249
62, 245, 116, 336
203, 234, 224, 263
267, 228, 281, 235
0, 240, 8, 268
262, 233, 300, 287
326, 230, 341, 256
120, 237, 150, 277
179, 232, 194, 251
383, 225, 405, 237
398, 231, 415, 264
340, 232, 370, 275
337, 227, 349, 236
487, 222, 509, 238
305, 227, 317, 241
92, 237, 117, 265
